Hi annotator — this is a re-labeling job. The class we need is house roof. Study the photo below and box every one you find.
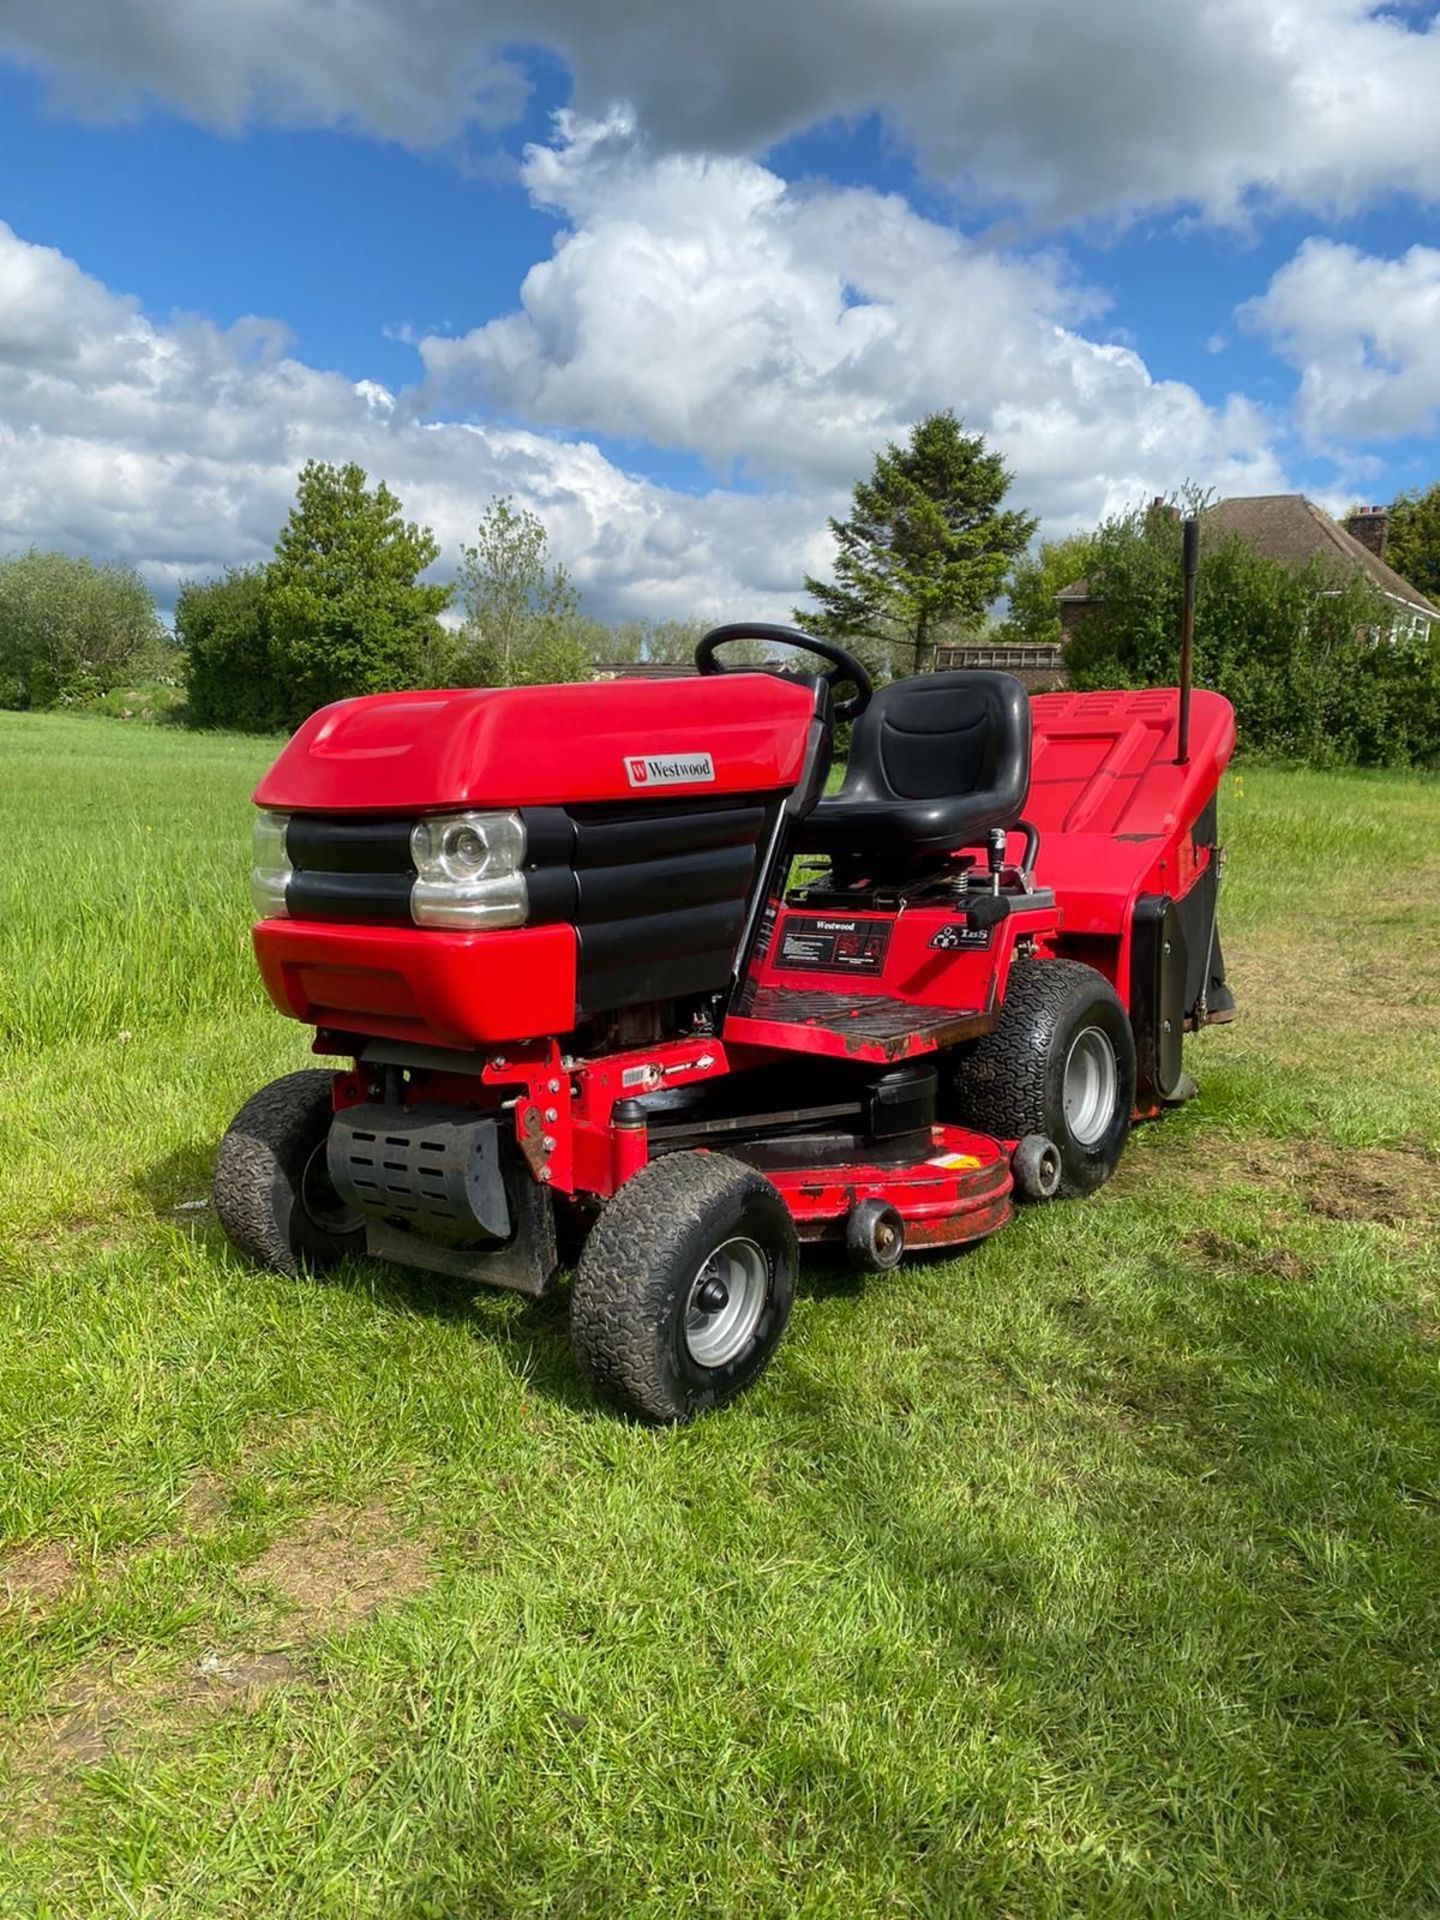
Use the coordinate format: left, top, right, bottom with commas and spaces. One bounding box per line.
1057, 494, 1439, 619
1205, 495, 1438, 614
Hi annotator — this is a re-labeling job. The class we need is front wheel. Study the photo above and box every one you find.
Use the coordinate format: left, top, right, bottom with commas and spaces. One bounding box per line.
213, 1070, 365, 1274
944, 959, 1136, 1198
569, 1152, 797, 1423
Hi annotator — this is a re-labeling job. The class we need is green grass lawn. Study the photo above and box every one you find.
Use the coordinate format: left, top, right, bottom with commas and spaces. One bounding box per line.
2, 709, 1439, 1918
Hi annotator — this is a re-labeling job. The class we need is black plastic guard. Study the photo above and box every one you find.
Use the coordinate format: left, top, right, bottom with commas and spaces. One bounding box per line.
1130, 895, 1188, 1102
327, 1102, 558, 1296
363, 1176, 558, 1298
327, 1104, 512, 1244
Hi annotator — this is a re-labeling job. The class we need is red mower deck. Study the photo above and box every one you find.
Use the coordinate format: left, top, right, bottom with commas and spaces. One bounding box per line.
759, 1124, 1013, 1249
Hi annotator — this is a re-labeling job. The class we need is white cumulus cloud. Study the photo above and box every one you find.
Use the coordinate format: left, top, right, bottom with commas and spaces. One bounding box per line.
421, 117, 1288, 527
0, 120, 1304, 623
0, 221, 828, 622
1242, 237, 1440, 446
1, 0, 1439, 226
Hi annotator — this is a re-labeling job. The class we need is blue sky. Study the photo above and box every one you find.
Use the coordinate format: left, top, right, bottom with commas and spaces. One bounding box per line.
2, 4, 1439, 618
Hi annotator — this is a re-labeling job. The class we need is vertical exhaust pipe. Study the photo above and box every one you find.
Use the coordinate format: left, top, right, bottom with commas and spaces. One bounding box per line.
1176, 514, 1199, 765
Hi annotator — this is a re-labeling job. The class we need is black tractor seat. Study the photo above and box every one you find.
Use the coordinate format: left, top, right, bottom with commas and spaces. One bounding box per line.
798, 670, 1031, 862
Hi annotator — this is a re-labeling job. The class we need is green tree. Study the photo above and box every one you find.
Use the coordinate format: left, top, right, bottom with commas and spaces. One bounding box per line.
262, 461, 452, 727
177, 567, 286, 732
1386, 483, 1440, 606
1000, 533, 1096, 647
797, 412, 1037, 676
1065, 494, 1440, 767
600, 618, 713, 669
0, 549, 165, 709
451, 497, 593, 687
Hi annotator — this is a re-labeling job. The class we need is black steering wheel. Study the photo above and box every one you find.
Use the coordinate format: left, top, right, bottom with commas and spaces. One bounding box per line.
695, 623, 873, 723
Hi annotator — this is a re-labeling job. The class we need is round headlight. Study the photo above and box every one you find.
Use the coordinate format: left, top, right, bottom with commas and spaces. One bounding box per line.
408, 807, 530, 930
443, 824, 487, 875
410, 810, 527, 888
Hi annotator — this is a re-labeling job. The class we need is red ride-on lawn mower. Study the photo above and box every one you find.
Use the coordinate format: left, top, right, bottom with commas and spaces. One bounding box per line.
215, 624, 1236, 1421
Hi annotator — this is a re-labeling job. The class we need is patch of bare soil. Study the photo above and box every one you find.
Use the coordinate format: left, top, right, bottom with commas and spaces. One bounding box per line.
183, 1647, 302, 1704
1, 1503, 433, 1838
0, 1543, 76, 1612
26, 1214, 127, 1259
1301, 1145, 1440, 1229
2, 1646, 303, 1841
239, 1502, 435, 1633
1184, 1228, 1312, 1282
1162, 1132, 1440, 1236
176, 1472, 231, 1531
1, 1470, 235, 1629
31, 1668, 141, 1778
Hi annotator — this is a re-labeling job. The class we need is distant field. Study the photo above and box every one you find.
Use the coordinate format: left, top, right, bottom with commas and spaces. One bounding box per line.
1, 709, 1438, 1918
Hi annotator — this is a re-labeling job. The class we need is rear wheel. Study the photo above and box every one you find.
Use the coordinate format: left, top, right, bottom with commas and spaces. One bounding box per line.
569, 1152, 797, 1423
945, 959, 1135, 1197
213, 1070, 365, 1274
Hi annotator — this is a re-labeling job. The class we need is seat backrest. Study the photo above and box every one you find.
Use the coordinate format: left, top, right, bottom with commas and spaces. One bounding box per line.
849, 670, 1030, 806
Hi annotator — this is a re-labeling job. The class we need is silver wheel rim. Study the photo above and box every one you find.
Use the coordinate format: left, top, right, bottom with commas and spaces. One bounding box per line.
684, 1236, 769, 1368
1063, 1027, 1119, 1148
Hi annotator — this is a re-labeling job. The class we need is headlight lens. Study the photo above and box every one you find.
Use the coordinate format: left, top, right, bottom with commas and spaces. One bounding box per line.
410, 810, 528, 929
250, 810, 292, 918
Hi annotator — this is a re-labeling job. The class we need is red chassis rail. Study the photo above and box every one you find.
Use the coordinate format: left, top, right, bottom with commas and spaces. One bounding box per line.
325, 1033, 1015, 1250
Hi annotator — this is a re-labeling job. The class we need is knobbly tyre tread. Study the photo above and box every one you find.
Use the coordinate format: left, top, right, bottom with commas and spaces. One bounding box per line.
570, 1150, 796, 1423
946, 957, 1135, 1198
213, 1069, 361, 1274
953, 958, 1087, 1133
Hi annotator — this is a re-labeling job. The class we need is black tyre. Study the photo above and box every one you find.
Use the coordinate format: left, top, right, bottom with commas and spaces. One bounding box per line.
569, 1151, 797, 1423
1011, 1133, 1062, 1201
213, 1070, 365, 1274
846, 1199, 905, 1272
945, 959, 1135, 1198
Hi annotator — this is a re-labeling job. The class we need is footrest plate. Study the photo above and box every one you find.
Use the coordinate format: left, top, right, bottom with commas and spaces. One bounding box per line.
724, 987, 995, 1063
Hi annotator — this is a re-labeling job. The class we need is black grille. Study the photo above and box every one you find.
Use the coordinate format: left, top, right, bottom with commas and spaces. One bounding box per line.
284, 814, 416, 924
326, 1104, 511, 1243
278, 794, 778, 1011
564, 795, 776, 1012
287, 816, 413, 873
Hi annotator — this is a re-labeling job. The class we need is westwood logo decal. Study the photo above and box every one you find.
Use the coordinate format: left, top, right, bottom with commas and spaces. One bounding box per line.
624, 751, 716, 789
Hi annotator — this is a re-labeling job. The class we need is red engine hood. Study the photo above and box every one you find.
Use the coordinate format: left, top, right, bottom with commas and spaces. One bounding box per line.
254, 673, 817, 813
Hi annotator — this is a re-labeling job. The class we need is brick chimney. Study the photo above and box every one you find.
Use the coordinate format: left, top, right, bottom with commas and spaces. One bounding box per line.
1344, 506, 1388, 560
